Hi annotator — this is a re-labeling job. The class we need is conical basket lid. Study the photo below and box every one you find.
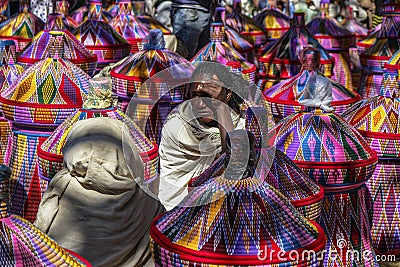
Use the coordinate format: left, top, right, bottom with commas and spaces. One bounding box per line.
306, 16, 355, 50
109, 0, 149, 53
38, 106, 158, 182
264, 69, 360, 117
254, 7, 290, 39
151, 174, 326, 266
110, 31, 190, 97
0, 1, 44, 51
0, 215, 91, 266
0, 40, 25, 92
19, 14, 97, 76
259, 13, 334, 81
0, 34, 90, 125
270, 108, 377, 187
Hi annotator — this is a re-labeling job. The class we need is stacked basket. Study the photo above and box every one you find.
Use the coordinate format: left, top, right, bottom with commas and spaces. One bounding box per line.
254, 6, 290, 40
55, 0, 79, 31
0, 165, 91, 267
225, 0, 267, 49
151, 132, 326, 266
0, 41, 25, 166
258, 13, 334, 90
358, 4, 400, 98
269, 70, 379, 266
109, 0, 149, 53
73, 0, 130, 71
111, 30, 191, 144
18, 13, 98, 77
0, 0, 44, 52
263, 47, 359, 122
191, 8, 257, 83
0, 33, 90, 222
341, 51, 400, 257
306, 1, 355, 89
37, 77, 158, 192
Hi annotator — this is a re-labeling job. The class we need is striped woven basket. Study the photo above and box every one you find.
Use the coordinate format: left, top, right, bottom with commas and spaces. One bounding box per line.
152, 174, 326, 266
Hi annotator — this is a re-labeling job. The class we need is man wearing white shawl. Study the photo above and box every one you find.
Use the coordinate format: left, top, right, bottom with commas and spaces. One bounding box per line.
158, 63, 247, 210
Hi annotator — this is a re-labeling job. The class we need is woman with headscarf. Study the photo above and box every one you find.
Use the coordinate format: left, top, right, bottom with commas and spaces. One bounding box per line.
34, 117, 164, 267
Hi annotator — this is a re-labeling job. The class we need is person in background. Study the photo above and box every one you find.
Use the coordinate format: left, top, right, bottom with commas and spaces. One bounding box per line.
170, 0, 215, 59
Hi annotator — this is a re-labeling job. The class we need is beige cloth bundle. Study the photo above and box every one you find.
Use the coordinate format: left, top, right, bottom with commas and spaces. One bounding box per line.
35, 117, 164, 267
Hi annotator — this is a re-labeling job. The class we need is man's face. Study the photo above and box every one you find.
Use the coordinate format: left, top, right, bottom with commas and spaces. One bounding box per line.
189, 75, 225, 124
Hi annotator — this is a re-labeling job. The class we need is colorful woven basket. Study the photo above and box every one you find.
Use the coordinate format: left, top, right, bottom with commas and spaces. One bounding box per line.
0, 0, 44, 52
357, 24, 380, 54
73, 0, 131, 70
343, 7, 368, 42
341, 62, 400, 256
225, 0, 267, 48
0, 0, 8, 23
0, 33, 90, 221
110, 30, 191, 144
358, 5, 400, 98
191, 20, 257, 83
109, 0, 149, 53
0, 165, 91, 266
70, 3, 113, 24
258, 13, 334, 90
0, 40, 26, 94
306, 12, 355, 89
55, 0, 79, 31
151, 173, 326, 266
270, 83, 379, 266
37, 78, 158, 190
18, 14, 98, 77
254, 7, 290, 40
263, 47, 359, 122
0, 41, 24, 166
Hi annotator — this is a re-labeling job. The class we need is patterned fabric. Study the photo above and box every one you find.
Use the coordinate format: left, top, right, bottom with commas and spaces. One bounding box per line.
225, 3, 266, 48
191, 23, 257, 83
306, 17, 355, 89
270, 109, 377, 187
109, 0, 149, 53
258, 13, 334, 89
73, 0, 130, 69
358, 10, 400, 98
253, 8, 290, 40
0, 0, 44, 52
0, 118, 12, 165
37, 107, 158, 185
264, 70, 360, 121
18, 15, 97, 77
151, 175, 326, 266
0, 215, 90, 266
